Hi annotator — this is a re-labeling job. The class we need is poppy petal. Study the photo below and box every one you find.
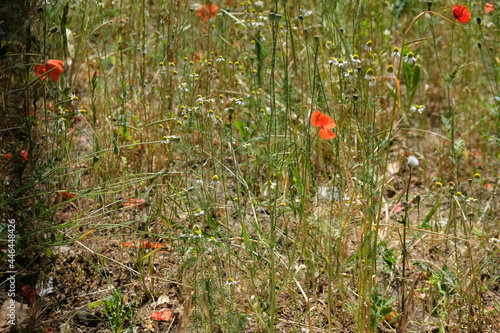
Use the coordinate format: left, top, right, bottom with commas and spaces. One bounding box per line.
35, 65, 47, 79
197, 4, 219, 22
318, 128, 337, 140
311, 111, 336, 129
452, 5, 471, 24
45, 59, 64, 83
150, 307, 173, 321
485, 3, 495, 14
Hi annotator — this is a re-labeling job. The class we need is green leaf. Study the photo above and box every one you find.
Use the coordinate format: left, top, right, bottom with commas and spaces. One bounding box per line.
87, 299, 105, 309
422, 197, 442, 227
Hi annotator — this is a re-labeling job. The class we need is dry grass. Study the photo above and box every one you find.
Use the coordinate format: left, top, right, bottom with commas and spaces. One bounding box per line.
0, 0, 499, 332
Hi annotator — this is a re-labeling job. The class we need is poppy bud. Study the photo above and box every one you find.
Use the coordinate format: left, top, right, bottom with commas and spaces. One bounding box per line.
476, 17, 481, 25
477, 43, 482, 49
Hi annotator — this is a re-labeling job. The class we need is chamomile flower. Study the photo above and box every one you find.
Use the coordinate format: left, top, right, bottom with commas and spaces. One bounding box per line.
69, 93, 78, 104
336, 58, 346, 67
328, 57, 338, 66
234, 98, 246, 106
196, 95, 205, 104
391, 47, 400, 58
364, 68, 374, 80
410, 105, 425, 113
159, 62, 166, 73
350, 54, 361, 66
226, 278, 238, 286
403, 52, 417, 64
344, 69, 356, 79
386, 65, 395, 77
216, 55, 225, 62
364, 40, 373, 52
193, 209, 205, 217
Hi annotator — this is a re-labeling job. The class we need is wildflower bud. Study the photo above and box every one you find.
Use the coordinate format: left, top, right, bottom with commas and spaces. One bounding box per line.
477, 43, 482, 49
402, 201, 409, 210
436, 181, 442, 188
468, 179, 473, 185
314, 35, 319, 45
339, 28, 344, 34
427, 1, 432, 11
49, 26, 58, 34
298, 15, 303, 21
474, 173, 480, 179
476, 17, 481, 25
416, 194, 421, 204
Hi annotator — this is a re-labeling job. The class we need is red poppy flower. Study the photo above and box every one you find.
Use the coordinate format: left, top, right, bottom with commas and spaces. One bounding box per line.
452, 5, 471, 24
35, 59, 64, 82
484, 3, 495, 14
310, 111, 337, 139
4, 153, 13, 160
61, 191, 76, 201
150, 307, 173, 321
18, 150, 29, 163
197, 4, 219, 22
21, 285, 37, 304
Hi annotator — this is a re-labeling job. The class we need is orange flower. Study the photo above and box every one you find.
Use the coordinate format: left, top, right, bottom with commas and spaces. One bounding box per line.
310, 111, 337, 139
4, 153, 13, 160
35, 59, 64, 82
197, 3, 219, 22
452, 5, 471, 24
484, 3, 495, 14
